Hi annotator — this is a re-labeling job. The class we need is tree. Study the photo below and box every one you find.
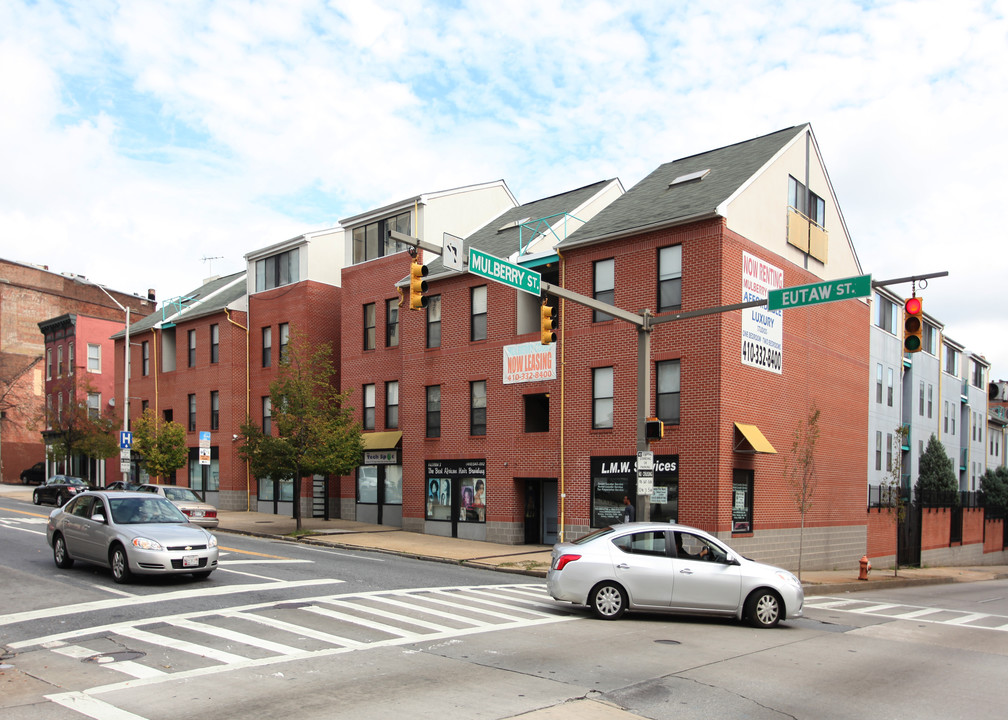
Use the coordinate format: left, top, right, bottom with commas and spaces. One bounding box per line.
915, 433, 958, 500
980, 466, 1008, 513
33, 376, 119, 480
239, 331, 363, 530
132, 408, 188, 482
786, 404, 820, 580
880, 425, 908, 576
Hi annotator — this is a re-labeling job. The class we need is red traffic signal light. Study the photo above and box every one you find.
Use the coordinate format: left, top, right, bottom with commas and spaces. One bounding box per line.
903, 296, 923, 353
409, 261, 429, 310
540, 302, 557, 345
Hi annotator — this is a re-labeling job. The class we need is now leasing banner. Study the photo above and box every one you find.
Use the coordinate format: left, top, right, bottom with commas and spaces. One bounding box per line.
503, 341, 557, 384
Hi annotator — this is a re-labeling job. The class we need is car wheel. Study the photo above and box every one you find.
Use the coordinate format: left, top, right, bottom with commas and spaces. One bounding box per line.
589, 581, 627, 620
192, 571, 213, 580
745, 589, 782, 628
52, 533, 74, 569
33, 490, 42, 505
58, 492, 69, 506
110, 545, 132, 584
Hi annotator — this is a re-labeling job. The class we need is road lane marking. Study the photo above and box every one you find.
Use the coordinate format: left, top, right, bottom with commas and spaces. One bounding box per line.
115, 626, 249, 664
805, 595, 1008, 631
47, 691, 150, 720
0, 578, 344, 627
168, 617, 304, 655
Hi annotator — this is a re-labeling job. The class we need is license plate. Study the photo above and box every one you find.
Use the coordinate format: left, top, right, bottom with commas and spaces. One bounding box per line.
183, 555, 199, 567
192, 510, 205, 517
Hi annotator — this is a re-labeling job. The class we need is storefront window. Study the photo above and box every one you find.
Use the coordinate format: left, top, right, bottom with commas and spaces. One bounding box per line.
425, 459, 486, 523
590, 455, 679, 528
384, 465, 403, 504
426, 477, 452, 520
358, 466, 378, 503
732, 469, 754, 533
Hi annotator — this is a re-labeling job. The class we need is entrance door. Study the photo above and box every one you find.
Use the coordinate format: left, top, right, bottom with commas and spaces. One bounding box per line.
523, 479, 558, 545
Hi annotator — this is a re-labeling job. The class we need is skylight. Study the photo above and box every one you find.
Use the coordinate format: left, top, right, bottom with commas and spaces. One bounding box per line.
670, 169, 711, 186
498, 217, 531, 231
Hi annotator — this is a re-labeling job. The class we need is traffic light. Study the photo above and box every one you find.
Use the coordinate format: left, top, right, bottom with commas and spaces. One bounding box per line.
903, 296, 923, 353
540, 301, 557, 345
645, 417, 664, 442
409, 260, 429, 310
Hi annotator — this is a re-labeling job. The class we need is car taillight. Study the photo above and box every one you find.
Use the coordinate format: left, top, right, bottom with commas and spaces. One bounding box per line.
206, 511, 217, 518
182, 509, 192, 515
554, 554, 581, 571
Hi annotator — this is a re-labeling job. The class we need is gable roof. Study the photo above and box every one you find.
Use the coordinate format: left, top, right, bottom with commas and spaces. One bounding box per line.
558, 125, 809, 249
113, 271, 247, 338
420, 179, 617, 281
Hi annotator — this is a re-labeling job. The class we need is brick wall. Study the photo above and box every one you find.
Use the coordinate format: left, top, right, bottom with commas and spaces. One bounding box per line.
866, 507, 898, 564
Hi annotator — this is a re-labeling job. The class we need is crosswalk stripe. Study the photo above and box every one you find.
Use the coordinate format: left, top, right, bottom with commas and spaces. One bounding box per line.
115, 626, 249, 664
365, 594, 496, 627
167, 618, 304, 655
219, 610, 366, 648
461, 587, 564, 615
301, 605, 422, 638
419, 590, 542, 621
315, 600, 456, 633
945, 613, 988, 625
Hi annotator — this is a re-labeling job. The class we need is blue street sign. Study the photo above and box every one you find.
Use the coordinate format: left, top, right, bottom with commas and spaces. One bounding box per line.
120, 431, 133, 449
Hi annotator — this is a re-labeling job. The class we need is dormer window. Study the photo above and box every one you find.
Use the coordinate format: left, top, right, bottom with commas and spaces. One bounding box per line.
255, 248, 300, 292
352, 211, 411, 264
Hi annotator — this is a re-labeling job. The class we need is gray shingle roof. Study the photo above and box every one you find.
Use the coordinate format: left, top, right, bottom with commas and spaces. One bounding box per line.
422, 179, 615, 280
113, 271, 246, 338
558, 125, 808, 249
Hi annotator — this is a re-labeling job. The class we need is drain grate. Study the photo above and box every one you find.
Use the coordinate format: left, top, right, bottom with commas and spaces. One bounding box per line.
84, 651, 146, 664
654, 639, 681, 645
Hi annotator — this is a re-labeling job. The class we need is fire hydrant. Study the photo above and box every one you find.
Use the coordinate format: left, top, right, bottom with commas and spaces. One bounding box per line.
858, 554, 872, 581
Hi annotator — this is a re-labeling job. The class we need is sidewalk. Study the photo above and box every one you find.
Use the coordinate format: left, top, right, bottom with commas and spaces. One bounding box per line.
214, 508, 1008, 594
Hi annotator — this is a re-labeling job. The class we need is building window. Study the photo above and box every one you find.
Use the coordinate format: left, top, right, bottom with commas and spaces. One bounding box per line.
593, 259, 615, 322
927, 384, 933, 418
262, 396, 271, 435
279, 323, 289, 361
142, 341, 150, 376
46, 348, 52, 380
658, 245, 682, 312
255, 247, 300, 292
57, 345, 64, 378
426, 295, 442, 349
593, 367, 614, 429
87, 344, 101, 372
524, 393, 549, 432
188, 394, 196, 432
919, 380, 924, 416
262, 327, 272, 368
732, 469, 754, 533
886, 432, 893, 472
875, 294, 896, 334
386, 299, 399, 347
364, 303, 376, 351
210, 324, 219, 363
944, 401, 949, 434
471, 286, 487, 342
385, 380, 399, 429
210, 390, 219, 431
351, 212, 410, 265
87, 392, 100, 419
68, 343, 74, 376
944, 346, 959, 376
972, 360, 984, 388
875, 431, 882, 471
656, 359, 681, 425
426, 385, 441, 438
362, 384, 375, 430
875, 364, 883, 404
923, 323, 937, 355
470, 380, 486, 436
887, 368, 894, 407
788, 176, 825, 226
187, 329, 196, 368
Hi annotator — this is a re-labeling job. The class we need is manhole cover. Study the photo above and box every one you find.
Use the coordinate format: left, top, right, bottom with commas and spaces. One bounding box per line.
654, 639, 681, 645
84, 651, 146, 664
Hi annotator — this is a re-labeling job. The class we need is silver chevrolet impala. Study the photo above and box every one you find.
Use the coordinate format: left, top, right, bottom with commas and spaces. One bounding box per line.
47, 491, 219, 583
547, 522, 803, 627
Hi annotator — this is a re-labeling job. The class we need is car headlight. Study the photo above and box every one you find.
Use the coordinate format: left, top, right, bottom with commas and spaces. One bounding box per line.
132, 537, 164, 551
207, 533, 218, 548
776, 570, 801, 588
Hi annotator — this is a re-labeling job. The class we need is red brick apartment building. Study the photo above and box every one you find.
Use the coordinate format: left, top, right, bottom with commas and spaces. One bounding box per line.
0, 258, 153, 484
340, 125, 870, 570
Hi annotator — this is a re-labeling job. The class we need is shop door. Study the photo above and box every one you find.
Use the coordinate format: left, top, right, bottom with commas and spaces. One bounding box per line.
523, 479, 558, 545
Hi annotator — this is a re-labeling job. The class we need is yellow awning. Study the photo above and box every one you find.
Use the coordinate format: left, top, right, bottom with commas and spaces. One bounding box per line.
733, 423, 777, 454
362, 431, 402, 450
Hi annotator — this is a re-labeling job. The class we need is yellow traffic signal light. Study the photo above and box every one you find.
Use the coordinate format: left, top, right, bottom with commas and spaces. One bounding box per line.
903, 296, 923, 353
410, 261, 429, 310
540, 301, 557, 345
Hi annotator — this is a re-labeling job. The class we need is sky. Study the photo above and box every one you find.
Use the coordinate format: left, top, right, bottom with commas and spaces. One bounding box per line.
2, 0, 1006, 376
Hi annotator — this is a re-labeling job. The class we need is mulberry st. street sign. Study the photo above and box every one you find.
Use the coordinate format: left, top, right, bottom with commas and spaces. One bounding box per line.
468, 247, 541, 297
766, 274, 872, 311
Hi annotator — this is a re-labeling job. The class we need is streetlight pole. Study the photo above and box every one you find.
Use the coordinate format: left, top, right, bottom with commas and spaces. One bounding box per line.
87, 281, 131, 484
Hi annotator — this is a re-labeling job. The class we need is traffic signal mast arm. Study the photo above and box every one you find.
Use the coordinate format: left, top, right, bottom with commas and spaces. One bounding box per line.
388, 229, 444, 257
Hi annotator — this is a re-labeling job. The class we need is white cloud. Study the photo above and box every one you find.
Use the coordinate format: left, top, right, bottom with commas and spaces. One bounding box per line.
1, 0, 1005, 373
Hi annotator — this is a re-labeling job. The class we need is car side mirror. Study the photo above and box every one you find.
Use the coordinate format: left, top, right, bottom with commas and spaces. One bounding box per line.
724, 552, 740, 566
92, 513, 106, 524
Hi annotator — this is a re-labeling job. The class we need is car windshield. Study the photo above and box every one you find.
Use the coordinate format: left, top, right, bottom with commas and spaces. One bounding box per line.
163, 487, 203, 503
65, 478, 85, 486
570, 526, 617, 545
108, 497, 189, 524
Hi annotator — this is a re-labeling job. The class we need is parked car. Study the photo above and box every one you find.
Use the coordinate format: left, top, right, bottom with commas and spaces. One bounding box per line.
136, 484, 219, 528
547, 522, 804, 628
105, 480, 144, 492
32, 475, 91, 506
46, 491, 219, 583
20, 461, 46, 485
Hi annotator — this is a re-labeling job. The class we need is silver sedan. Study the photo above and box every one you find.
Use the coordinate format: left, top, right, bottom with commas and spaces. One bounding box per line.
547, 522, 803, 627
137, 483, 219, 529
47, 491, 219, 583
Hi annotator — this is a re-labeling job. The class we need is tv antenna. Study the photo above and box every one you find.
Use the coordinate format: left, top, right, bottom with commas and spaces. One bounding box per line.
201, 256, 224, 274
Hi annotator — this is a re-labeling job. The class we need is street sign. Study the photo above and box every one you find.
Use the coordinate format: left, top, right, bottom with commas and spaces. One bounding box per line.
767, 274, 871, 311
468, 247, 541, 296
636, 450, 654, 494
199, 446, 211, 466
120, 431, 132, 449
443, 232, 464, 272
199, 431, 211, 448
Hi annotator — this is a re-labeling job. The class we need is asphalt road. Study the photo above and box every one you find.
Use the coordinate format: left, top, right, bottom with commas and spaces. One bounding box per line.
4, 496, 1008, 720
